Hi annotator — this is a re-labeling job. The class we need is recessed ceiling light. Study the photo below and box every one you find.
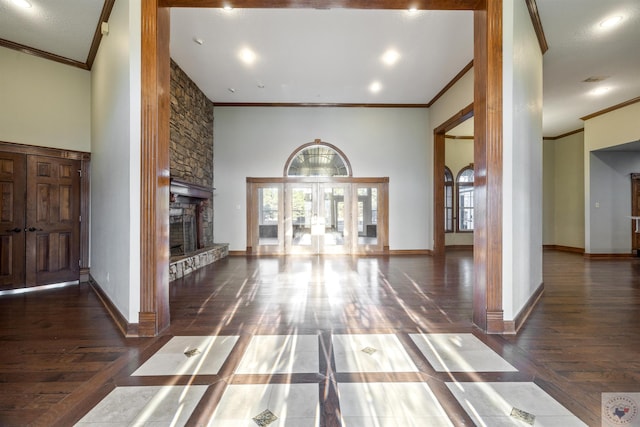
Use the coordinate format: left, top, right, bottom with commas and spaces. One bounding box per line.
600, 15, 623, 28
11, 0, 32, 8
408, 7, 418, 13
382, 49, 400, 66
591, 86, 610, 96
238, 48, 257, 65
369, 81, 382, 93
223, 5, 233, 11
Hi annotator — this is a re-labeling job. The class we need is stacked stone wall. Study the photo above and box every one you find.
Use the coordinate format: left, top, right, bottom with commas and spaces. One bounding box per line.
169, 59, 214, 248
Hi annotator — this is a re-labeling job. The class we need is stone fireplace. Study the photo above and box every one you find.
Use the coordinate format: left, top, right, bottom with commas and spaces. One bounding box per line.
169, 178, 213, 259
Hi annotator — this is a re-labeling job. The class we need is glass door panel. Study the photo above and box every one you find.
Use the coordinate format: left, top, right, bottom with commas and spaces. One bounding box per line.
249, 183, 284, 254
258, 187, 280, 246
319, 184, 350, 254
286, 183, 351, 254
354, 184, 384, 253
288, 185, 315, 253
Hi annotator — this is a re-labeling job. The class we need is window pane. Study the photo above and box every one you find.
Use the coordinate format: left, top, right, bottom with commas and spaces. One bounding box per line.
258, 187, 279, 245
287, 145, 349, 177
357, 187, 378, 245
458, 185, 474, 231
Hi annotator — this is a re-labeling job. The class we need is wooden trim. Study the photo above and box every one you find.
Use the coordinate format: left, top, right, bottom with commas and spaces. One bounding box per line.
543, 128, 584, 141
583, 252, 636, 259
524, 0, 548, 54
388, 249, 433, 255
581, 96, 640, 121
214, 102, 429, 108
161, 0, 484, 9
86, 0, 116, 69
445, 135, 474, 139
427, 61, 474, 107
434, 104, 475, 135
283, 140, 353, 177
0, 141, 90, 160
89, 275, 139, 337
0, 38, 88, 70
80, 158, 91, 275
139, 0, 171, 337
473, 0, 503, 333
433, 104, 474, 256
503, 282, 544, 334
543, 244, 585, 254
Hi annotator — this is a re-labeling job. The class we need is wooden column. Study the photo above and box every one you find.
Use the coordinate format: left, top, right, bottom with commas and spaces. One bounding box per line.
139, 0, 171, 336
473, 0, 504, 333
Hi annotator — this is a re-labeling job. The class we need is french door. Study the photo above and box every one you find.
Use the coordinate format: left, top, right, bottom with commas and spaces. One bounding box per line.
0, 152, 81, 289
247, 178, 388, 255
287, 183, 351, 254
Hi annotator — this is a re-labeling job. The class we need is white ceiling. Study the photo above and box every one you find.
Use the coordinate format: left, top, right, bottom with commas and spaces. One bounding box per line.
1, 0, 639, 138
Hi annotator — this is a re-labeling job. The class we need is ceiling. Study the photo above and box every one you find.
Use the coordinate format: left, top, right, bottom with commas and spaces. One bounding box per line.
1, 0, 639, 138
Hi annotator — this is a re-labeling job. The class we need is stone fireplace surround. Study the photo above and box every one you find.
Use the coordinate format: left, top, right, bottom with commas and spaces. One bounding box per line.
169, 178, 228, 282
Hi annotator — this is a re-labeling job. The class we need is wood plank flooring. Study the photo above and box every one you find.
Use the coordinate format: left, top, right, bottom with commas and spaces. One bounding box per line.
0, 250, 638, 425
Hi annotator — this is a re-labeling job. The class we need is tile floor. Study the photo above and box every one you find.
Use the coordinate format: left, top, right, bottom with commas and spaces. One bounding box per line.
75, 333, 587, 426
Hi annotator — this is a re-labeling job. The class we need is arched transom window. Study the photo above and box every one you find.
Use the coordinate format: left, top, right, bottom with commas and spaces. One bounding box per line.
285, 141, 351, 177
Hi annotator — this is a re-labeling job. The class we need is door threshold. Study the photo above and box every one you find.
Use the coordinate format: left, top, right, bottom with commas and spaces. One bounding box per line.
0, 280, 80, 296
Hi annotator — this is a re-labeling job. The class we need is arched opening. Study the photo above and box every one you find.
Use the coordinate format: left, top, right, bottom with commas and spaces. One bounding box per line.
247, 140, 388, 255
284, 141, 351, 177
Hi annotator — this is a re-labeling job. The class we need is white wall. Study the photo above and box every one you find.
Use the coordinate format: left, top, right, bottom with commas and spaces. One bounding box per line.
90, 0, 141, 322
445, 137, 474, 246
0, 46, 91, 151
584, 102, 640, 253
213, 106, 431, 251
502, 0, 544, 321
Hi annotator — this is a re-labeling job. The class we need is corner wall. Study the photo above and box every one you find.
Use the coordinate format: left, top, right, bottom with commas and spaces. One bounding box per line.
502, 0, 543, 321
90, 0, 142, 323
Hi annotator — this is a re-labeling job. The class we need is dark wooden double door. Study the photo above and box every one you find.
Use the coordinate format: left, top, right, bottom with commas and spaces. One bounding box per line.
0, 152, 80, 290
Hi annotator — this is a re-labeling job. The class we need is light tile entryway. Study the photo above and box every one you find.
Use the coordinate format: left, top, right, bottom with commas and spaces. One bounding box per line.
76, 333, 586, 426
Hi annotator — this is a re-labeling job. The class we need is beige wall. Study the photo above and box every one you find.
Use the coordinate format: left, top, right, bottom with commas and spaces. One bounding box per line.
542, 139, 555, 245
553, 132, 585, 249
0, 46, 91, 152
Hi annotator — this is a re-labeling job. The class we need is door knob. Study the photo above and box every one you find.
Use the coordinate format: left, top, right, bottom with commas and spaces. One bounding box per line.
26, 227, 43, 232
5, 228, 21, 233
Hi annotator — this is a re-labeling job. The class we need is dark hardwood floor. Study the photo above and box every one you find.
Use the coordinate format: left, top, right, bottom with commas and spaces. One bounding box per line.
0, 250, 638, 426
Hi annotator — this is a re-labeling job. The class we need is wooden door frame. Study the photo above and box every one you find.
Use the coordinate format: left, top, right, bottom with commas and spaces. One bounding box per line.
0, 141, 91, 283
141, 0, 504, 335
433, 103, 474, 256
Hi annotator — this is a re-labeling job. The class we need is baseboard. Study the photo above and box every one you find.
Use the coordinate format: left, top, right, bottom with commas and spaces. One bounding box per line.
387, 249, 433, 255
88, 275, 139, 337
445, 245, 473, 250
229, 250, 247, 256
503, 282, 545, 334
543, 244, 584, 254
583, 252, 635, 259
